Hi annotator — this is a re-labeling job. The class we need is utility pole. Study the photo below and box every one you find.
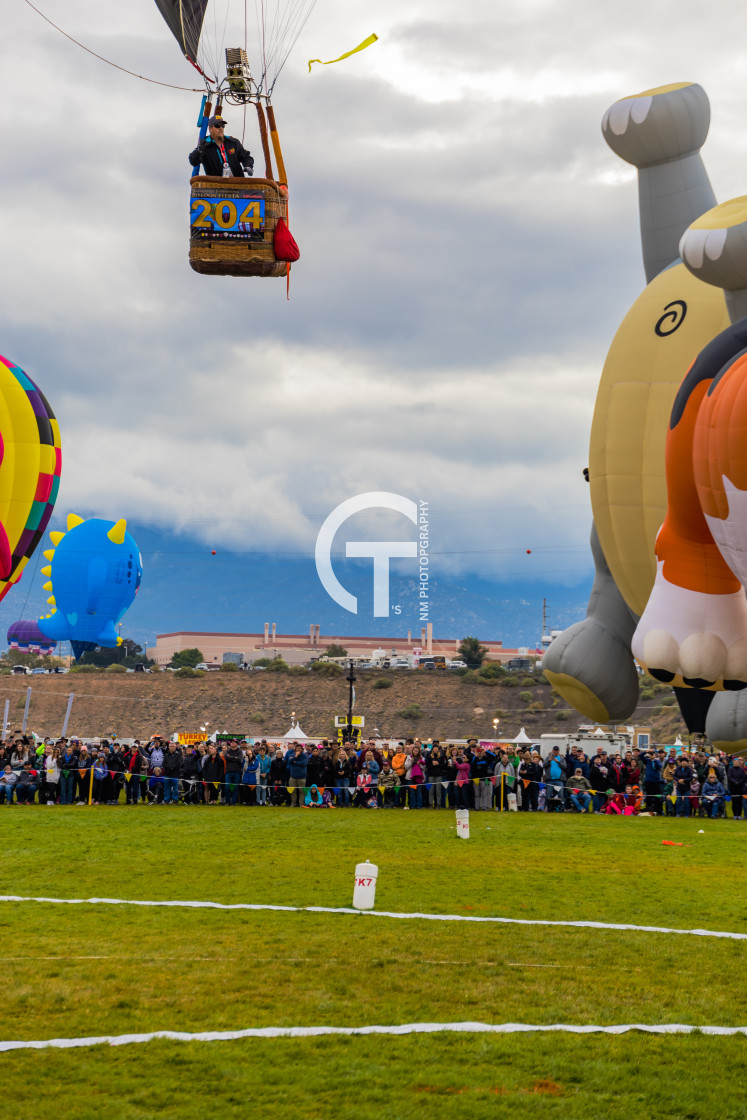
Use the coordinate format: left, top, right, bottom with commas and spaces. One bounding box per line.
346, 658, 356, 740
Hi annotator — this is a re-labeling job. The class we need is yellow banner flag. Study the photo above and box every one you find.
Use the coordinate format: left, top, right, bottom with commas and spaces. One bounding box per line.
308, 33, 378, 73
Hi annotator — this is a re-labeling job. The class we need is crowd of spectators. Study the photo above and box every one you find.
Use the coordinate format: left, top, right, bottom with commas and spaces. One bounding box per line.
0, 732, 745, 817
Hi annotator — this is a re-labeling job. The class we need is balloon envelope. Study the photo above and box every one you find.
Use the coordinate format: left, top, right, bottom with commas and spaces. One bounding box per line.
7, 619, 56, 655
0, 355, 62, 604
37, 517, 142, 654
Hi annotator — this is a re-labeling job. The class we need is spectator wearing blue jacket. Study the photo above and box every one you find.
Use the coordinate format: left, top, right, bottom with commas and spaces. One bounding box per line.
257, 747, 272, 805
644, 751, 663, 815
543, 747, 566, 812
565, 746, 589, 779
701, 776, 726, 818
287, 745, 308, 807
240, 749, 259, 806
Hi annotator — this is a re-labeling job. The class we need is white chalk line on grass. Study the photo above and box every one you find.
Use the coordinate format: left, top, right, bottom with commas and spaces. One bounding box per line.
1, 894, 746, 942
2, 1022, 747, 1052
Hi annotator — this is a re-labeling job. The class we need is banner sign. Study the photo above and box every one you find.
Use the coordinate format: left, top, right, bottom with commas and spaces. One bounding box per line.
190, 194, 265, 240
177, 733, 207, 745
216, 734, 250, 744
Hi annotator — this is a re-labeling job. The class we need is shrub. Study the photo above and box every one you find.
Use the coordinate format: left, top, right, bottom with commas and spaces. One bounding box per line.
249, 711, 266, 723
476, 676, 500, 687
555, 711, 569, 721
640, 688, 655, 701
478, 663, 504, 680
69, 664, 98, 674
661, 696, 676, 706
310, 661, 344, 677
265, 659, 289, 673
397, 703, 423, 720
170, 647, 204, 669
501, 676, 518, 688
220, 662, 239, 672
458, 637, 489, 669
106, 663, 127, 673
528, 701, 543, 712
519, 690, 533, 703
459, 670, 479, 684
373, 677, 393, 689
519, 676, 536, 686
289, 665, 309, 676
174, 667, 205, 679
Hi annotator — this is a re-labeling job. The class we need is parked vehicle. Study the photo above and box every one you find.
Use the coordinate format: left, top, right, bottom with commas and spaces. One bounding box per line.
449, 660, 467, 670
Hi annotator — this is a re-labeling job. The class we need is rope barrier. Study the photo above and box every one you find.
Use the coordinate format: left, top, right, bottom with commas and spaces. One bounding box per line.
3, 766, 739, 811
2, 894, 747, 941
2, 1020, 746, 1051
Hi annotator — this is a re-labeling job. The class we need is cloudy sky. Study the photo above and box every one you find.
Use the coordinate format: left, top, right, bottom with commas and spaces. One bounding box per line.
3, 0, 747, 637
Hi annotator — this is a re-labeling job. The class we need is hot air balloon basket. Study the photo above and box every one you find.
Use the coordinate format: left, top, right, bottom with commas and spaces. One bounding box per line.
189, 176, 288, 277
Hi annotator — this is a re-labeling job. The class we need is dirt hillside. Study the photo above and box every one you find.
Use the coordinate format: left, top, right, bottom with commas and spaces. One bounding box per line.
0, 669, 685, 743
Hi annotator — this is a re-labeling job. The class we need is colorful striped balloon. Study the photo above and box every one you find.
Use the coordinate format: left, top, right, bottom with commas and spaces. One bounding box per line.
0, 355, 62, 603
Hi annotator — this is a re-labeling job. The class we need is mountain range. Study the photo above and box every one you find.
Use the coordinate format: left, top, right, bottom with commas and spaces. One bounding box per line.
0, 525, 594, 654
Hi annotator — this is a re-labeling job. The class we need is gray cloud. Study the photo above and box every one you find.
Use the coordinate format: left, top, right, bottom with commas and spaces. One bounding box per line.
3, 0, 747, 597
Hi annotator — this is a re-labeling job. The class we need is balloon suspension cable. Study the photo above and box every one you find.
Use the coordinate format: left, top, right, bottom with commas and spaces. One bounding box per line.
254, 101, 275, 180
21, 0, 206, 93
265, 103, 287, 187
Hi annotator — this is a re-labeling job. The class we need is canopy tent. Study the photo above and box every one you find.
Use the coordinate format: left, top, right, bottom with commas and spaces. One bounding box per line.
279, 721, 315, 741
509, 727, 532, 745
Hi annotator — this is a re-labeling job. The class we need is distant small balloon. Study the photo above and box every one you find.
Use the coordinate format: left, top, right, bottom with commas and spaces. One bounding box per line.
211, 550, 217, 555
526, 549, 532, 554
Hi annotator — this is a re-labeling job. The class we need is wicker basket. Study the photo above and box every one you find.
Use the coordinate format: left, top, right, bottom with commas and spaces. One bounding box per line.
189, 176, 288, 278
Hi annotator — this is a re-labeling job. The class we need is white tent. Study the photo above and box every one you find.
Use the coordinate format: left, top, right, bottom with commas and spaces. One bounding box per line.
509, 726, 532, 744
279, 721, 315, 741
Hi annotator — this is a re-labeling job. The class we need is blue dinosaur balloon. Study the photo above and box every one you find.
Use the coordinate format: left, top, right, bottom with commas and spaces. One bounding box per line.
37, 514, 142, 659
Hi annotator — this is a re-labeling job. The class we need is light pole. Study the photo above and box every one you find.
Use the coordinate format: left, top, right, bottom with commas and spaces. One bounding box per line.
346, 659, 356, 741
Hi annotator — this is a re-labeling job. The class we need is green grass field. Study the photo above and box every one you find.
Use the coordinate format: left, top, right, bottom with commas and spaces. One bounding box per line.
2, 808, 747, 1118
